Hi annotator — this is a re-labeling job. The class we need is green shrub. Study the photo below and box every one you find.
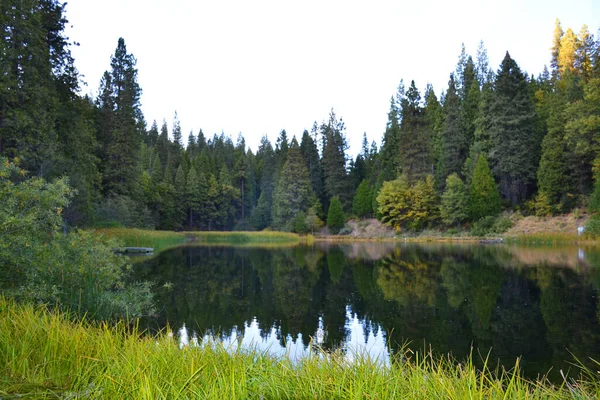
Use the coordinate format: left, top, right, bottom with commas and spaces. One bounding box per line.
470, 215, 512, 237
294, 212, 309, 234
338, 226, 353, 235
0, 158, 154, 319
585, 214, 600, 237
327, 197, 345, 234
470, 216, 496, 237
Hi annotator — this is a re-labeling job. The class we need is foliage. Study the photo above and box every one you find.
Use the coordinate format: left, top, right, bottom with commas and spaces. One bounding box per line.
94, 195, 155, 229
338, 226, 353, 235
376, 175, 411, 231
376, 175, 438, 231
469, 155, 501, 220
327, 196, 345, 234
305, 207, 324, 234
488, 52, 538, 204
0, 158, 153, 319
352, 179, 373, 218
440, 174, 469, 226
470, 215, 513, 237
272, 139, 314, 231
294, 212, 309, 234
585, 214, 600, 237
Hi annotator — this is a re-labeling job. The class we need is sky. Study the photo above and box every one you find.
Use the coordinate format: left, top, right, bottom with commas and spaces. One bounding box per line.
64, 0, 599, 156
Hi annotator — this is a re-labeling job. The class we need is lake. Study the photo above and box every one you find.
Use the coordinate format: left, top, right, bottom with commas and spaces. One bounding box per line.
133, 242, 600, 381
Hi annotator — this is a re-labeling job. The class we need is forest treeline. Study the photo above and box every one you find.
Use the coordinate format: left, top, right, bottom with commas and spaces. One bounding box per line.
2, 1, 600, 233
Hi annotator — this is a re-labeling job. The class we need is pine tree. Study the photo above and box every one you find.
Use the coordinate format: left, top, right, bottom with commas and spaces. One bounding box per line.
380, 96, 402, 181
469, 155, 501, 220
558, 28, 580, 76
102, 38, 143, 197
147, 120, 159, 147
173, 164, 186, 229
185, 167, 204, 229
423, 84, 444, 188
537, 97, 570, 209
488, 52, 538, 204
327, 196, 345, 234
440, 74, 468, 184
551, 19, 564, 80
300, 129, 324, 205
272, 139, 314, 231
321, 109, 351, 209
399, 81, 432, 182
352, 180, 373, 218
440, 173, 469, 226
156, 120, 170, 167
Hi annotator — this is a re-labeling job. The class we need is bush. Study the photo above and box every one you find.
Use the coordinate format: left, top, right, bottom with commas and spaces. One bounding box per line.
338, 226, 353, 235
295, 212, 309, 234
585, 215, 600, 237
95, 195, 155, 229
327, 197, 345, 235
470, 215, 513, 237
0, 158, 154, 320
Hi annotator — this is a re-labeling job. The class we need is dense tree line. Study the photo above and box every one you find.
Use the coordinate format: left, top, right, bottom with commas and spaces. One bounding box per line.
2, 3, 599, 232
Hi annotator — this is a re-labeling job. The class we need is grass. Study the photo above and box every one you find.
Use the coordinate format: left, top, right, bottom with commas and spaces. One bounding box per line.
93, 228, 188, 253
189, 231, 300, 245
504, 232, 583, 245
1, 299, 599, 399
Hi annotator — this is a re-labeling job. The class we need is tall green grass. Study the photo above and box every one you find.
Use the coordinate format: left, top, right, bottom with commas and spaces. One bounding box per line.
94, 228, 187, 252
504, 233, 582, 246
1, 298, 598, 399
189, 231, 300, 245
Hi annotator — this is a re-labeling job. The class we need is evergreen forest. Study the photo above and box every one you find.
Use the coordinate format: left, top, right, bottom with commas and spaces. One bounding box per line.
2, 2, 600, 234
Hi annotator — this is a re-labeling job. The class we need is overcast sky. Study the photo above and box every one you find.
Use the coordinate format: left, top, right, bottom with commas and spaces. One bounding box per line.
64, 0, 599, 156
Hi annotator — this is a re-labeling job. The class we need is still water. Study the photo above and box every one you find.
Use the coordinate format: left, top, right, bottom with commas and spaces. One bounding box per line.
133, 242, 600, 380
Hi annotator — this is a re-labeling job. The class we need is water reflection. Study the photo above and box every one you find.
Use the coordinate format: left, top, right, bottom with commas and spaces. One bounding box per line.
133, 242, 600, 380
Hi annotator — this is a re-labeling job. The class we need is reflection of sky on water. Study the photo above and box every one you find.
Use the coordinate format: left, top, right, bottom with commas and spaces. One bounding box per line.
177, 306, 390, 365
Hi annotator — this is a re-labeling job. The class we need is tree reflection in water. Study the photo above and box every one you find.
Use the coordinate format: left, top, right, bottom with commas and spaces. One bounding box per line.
133, 242, 600, 380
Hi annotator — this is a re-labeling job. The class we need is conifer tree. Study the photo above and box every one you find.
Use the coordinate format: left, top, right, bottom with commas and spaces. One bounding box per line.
173, 164, 187, 229
537, 98, 570, 209
380, 96, 402, 181
440, 74, 468, 184
551, 19, 564, 80
469, 155, 501, 220
184, 167, 201, 229
321, 110, 351, 209
488, 52, 538, 204
272, 139, 314, 231
399, 81, 432, 182
440, 174, 469, 226
352, 180, 373, 219
327, 196, 345, 234
300, 129, 324, 205
102, 38, 143, 197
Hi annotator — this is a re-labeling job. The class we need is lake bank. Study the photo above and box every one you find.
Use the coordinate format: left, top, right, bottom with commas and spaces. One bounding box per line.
93, 227, 599, 251
1, 298, 597, 399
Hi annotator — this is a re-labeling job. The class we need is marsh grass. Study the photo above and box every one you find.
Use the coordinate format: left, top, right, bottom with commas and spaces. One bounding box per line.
94, 228, 187, 252
504, 233, 583, 246
189, 231, 300, 245
1, 299, 598, 399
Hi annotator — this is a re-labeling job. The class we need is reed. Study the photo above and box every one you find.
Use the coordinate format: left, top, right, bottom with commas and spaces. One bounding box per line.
189, 231, 300, 245
504, 232, 582, 246
93, 228, 187, 252
1, 298, 598, 399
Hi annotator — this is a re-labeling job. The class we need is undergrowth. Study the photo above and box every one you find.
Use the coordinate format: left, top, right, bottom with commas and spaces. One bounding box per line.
1, 299, 598, 399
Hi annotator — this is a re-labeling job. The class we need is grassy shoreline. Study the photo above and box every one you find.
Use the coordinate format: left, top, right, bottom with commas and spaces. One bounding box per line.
1, 298, 597, 399
92, 228, 599, 251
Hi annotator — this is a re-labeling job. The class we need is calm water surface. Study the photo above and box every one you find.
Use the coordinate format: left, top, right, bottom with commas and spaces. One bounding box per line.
133, 242, 600, 380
